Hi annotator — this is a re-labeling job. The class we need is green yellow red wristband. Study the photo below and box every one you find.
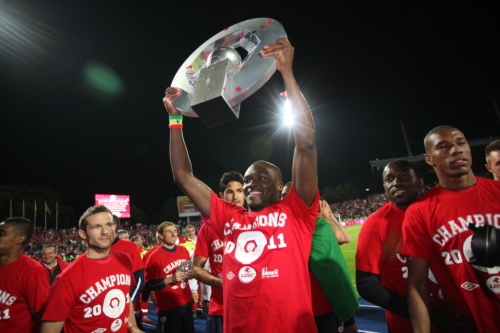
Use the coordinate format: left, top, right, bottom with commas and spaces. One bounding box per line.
169, 115, 183, 129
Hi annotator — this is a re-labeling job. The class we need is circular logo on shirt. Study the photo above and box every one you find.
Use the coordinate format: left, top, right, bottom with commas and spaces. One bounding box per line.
103, 289, 126, 319
235, 231, 268, 264
486, 276, 500, 294
463, 235, 500, 274
181, 281, 186, 289
238, 266, 257, 283
110, 318, 122, 332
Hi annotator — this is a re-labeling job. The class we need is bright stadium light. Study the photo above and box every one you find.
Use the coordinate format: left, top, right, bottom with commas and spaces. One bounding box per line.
284, 99, 294, 127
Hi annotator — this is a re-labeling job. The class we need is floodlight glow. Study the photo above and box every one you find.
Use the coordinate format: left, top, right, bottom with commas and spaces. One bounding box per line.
284, 99, 294, 127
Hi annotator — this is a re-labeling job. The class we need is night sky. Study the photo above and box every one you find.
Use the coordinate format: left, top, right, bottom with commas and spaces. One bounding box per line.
1, 1, 499, 219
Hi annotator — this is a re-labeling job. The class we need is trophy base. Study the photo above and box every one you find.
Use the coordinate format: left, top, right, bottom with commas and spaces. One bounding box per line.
191, 59, 240, 128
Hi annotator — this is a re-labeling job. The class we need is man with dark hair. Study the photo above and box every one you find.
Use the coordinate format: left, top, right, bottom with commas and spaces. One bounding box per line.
41, 205, 142, 333
192, 170, 245, 333
402, 126, 500, 333
485, 139, 500, 180
144, 221, 194, 333
0, 217, 50, 333
39, 244, 69, 285
166, 38, 319, 332
117, 229, 130, 241
357, 159, 472, 332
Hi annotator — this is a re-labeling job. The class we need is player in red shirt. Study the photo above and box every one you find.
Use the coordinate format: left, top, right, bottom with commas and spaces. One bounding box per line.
144, 221, 194, 333
39, 244, 70, 285
401, 126, 500, 333
193, 171, 245, 333
41, 205, 143, 333
357, 159, 474, 333
165, 37, 319, 332
0, 217, 50, 333
485, 139, 500, 180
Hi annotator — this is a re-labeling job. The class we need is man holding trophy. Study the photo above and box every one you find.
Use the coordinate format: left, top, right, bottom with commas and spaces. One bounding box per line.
165, 37, 320, 332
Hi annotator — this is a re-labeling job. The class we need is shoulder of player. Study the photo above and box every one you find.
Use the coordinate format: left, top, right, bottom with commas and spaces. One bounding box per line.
361, 202, 395, 228
21, 254, 49, 274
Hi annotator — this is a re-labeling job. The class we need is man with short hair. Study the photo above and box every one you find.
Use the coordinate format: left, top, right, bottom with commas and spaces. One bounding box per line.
117, 229, 130, 240
166, 38, 319, 332
185, 225, 196, 244
357, 159, 472, 333
41, 205, 142, 333
39, 244, 69, 285
402, 125, 500, 333
193, 171, 245, 333
145, 222, 194, 333
485, 139, 500, 180
0, 217, 50, 333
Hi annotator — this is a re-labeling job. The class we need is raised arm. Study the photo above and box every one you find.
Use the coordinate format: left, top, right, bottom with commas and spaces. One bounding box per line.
164, 88, 212, 218
260, 39, 317, 206
319, 200, 351, 244
406, 256, 431, 333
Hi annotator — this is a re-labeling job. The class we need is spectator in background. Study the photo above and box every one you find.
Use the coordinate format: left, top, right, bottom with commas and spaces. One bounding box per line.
39, 244, 69, 285
485, 139, 500, 180
117, 229, 130, 240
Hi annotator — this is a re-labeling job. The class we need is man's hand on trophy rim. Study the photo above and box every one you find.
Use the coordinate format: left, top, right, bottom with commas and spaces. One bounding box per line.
260, 38, 294, 73
163, 87, 182, 116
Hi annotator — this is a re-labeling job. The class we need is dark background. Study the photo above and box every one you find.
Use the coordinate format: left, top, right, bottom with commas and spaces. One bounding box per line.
1, 1, 499, 223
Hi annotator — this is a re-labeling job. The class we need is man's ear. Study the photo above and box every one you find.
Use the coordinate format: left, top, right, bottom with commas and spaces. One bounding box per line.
78, 230, 87, 241
276, 181, 284, 192
219, 192, 224, 199
424, 154, 435, 167
14, 234, 26, 246
485, 164, 493, 173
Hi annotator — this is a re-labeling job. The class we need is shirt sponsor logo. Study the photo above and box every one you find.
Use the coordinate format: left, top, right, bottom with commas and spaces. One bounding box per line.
486, 276, 500, 294
460, 282, 479, 291
261, 267, 279, 278
238, 266, 256, 283
111, 318, 122, 332
91, 329, 107, 333
227, 271, 235, 280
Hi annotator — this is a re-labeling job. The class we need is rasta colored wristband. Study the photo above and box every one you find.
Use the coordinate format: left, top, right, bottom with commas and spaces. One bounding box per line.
169, 115, 183, 129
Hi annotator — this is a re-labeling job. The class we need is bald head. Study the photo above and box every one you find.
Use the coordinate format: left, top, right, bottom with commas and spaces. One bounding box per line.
248, 160, 282, 182
424, 125, 460, 153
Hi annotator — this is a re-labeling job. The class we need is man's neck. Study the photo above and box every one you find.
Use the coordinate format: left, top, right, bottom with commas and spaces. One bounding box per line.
44, 260, 57, 268
0, 250, 22, 266
162, 243, 175, 250
86, 247, 111, 259
439, 172, 477, 189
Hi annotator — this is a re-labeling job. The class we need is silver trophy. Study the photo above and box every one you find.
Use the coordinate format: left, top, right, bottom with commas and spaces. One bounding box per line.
171, 18, 287, 127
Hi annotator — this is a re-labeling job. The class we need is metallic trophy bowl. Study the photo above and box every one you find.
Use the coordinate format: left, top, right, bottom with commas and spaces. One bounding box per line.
171, 18, 287, 127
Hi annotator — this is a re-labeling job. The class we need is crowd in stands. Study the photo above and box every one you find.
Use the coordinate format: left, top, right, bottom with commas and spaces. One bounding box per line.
25, 184, 435, 262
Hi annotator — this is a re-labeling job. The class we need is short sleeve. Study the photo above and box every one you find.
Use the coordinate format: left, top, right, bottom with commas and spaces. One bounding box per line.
400, 207, 433, 260
194, 225, 210, 258
42, 275, 75, 321
356, 229, 383, 274
27, 266, 50, 315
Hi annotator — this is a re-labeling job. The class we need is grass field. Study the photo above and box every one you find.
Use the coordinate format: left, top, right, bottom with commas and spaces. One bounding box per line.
340, 224, 362, 292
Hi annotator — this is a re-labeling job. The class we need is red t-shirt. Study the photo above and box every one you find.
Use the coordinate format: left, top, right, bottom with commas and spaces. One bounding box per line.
401, 177, 500, 333
310, 271, 333, 316
194, 223, 225, 316
143, 245, 160, 265
144, 245, 193, 312
356, 202, 443, 333
205, 186, 319, 333
42, 250, 135, 333
0, 254, 50, 333
111, 238, 144, 303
